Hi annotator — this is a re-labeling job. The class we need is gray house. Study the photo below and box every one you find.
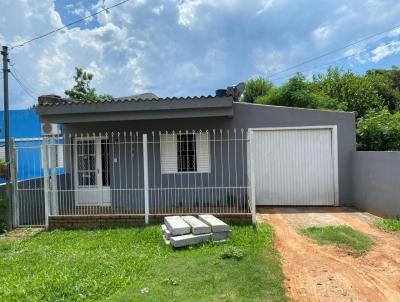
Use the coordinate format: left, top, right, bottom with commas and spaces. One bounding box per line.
34, 86, 355, 227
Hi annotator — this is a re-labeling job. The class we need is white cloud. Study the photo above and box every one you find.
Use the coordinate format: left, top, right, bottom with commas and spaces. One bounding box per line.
152, 5, 164, 15
256, 0, 275, 15
177, 0, 204, 29
65, 2, 94, 23
370, 40, 400, 62
312, 25, 332, 42
252, 48, 286, 75
3, 0, 400, 108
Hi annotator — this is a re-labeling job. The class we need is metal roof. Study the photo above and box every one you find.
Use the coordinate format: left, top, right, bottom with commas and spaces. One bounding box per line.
36, 94, 234, 124
37, 94, 223, 107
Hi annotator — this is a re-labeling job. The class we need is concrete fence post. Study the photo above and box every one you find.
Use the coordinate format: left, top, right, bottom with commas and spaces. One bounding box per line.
49, 138, 58, 215
42, 138, 50, 229
142, 134, 149, 225
10, 139, 19, 228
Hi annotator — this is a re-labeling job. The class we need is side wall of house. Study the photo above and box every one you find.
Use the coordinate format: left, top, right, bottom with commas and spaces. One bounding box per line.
61, 102, 356, 208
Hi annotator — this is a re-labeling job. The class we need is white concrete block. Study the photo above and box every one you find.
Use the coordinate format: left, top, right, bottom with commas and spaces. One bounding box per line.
198, 215, 230, 233
169, 233, 211, 248
161, 224, 171, 239
164, 216, 190, 236
182, 216, 211, 235
211, 231, 231, 241
163, 234, 170, 245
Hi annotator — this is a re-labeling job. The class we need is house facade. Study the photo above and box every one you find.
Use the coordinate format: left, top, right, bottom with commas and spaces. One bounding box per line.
31, 89, 355, 227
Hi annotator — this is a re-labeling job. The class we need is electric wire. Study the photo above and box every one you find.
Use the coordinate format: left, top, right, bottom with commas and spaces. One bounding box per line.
10, 0, 131, 50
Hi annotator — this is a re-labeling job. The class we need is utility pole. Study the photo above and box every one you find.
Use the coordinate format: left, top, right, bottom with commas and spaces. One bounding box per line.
1, 45, 12, 230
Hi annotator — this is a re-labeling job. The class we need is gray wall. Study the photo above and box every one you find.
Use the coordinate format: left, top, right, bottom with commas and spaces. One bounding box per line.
62, 102, 356, 206
352, 151, 400, 217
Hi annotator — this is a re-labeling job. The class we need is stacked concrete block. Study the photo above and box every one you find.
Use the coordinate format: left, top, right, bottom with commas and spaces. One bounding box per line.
164, 216, 190, 236
170, 233, 212, 248
182, 216, 211, 234
199, 214, 231, 241
162, 215, 230, 248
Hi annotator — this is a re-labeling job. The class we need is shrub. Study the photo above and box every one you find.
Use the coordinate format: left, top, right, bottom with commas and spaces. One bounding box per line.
357, 109, 400, 151
220, 246, 244, 260
242, 77, 273, 103
0, 196, 7, 233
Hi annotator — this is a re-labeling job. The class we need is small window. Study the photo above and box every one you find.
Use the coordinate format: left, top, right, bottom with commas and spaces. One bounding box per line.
160, 132, 210, 174
177, 134, 197, 172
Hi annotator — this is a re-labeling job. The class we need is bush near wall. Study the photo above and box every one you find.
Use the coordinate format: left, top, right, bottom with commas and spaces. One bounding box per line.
357, 110, 400, 151
0, 197, 6, 233
0, 160, 8, 233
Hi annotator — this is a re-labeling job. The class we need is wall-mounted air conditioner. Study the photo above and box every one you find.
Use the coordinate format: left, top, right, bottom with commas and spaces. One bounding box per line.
41, 123, 60, 136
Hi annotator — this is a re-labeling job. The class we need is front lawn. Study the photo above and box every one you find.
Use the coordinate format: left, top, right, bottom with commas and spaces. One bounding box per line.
375, 218, 400, 232
0, 224, 286, 302
301, 226, 375, 257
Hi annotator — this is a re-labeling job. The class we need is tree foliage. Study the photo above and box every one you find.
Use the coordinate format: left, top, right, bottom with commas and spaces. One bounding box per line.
242, 77, 273, 103
244, 66, 400, 151
313, 67, 385, 117
357, 109, 400, 151
255, 73, 346, 111
65, 67, 113, 102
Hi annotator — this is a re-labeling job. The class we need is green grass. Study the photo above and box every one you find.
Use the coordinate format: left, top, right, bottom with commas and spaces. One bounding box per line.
375, 218, 400, 232
0, 224, 287, 302
301, 226, 375, 257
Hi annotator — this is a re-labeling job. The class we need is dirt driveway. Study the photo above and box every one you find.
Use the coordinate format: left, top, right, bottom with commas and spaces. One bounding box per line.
258, 207, 400, 302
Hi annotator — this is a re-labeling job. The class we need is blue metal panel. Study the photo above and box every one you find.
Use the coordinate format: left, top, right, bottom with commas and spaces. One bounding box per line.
0, 109, 40, 139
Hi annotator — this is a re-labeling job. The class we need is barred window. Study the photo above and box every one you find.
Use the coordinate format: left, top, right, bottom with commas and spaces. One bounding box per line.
177, 134, 197, 172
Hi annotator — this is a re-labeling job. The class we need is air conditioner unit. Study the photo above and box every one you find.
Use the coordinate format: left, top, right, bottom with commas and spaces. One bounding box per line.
41, 123, 61, 136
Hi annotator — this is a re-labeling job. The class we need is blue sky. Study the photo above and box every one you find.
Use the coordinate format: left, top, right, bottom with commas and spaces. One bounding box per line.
1, 0, 400, 109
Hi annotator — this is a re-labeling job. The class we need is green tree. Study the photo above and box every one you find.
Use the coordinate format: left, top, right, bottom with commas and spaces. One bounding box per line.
365, 67, 400, 113
313, 67, 384, 117
256, 73, 346, 110
65, 67, 113, 102
357, 109, 400, 151
242, 77, 273, 103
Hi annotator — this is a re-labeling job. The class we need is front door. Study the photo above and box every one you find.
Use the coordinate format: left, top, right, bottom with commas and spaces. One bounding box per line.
74, 137, 111, 206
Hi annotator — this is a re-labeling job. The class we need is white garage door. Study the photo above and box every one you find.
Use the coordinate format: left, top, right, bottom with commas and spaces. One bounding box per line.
249, 127, 338, 206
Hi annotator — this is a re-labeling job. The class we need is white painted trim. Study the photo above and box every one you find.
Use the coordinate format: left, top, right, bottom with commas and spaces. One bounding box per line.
248, 125, 338, 131
73, 136, 111, 206
331, 126, 339, 206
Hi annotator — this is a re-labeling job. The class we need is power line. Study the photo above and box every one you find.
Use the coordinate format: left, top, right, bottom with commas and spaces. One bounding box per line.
10, 71, 38, 101
10, 0, 131, 50
269, 39, 397, 83
267, 23, 400, 79
10, 62, 40, 95
270, 52, 358, 82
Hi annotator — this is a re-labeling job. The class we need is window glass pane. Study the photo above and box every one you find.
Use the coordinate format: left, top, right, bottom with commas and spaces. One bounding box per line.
177, 134, 197, 172
78, 172, 96, 186
77, 140, 97, 187
101, 139, 110, 186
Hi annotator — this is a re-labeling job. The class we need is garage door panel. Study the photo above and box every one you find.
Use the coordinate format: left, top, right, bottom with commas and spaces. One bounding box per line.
252, 128, 336, 206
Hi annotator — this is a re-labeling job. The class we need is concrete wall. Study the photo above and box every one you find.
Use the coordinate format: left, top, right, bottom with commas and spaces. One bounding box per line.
62, 102, 356, 206
352, 151, 400, 217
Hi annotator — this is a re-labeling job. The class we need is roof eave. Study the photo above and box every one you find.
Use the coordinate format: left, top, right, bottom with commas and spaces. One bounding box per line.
37, 96, 234, 124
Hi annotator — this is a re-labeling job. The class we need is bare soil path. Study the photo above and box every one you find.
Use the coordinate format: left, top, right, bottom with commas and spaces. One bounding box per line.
258, 207, 400, 302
